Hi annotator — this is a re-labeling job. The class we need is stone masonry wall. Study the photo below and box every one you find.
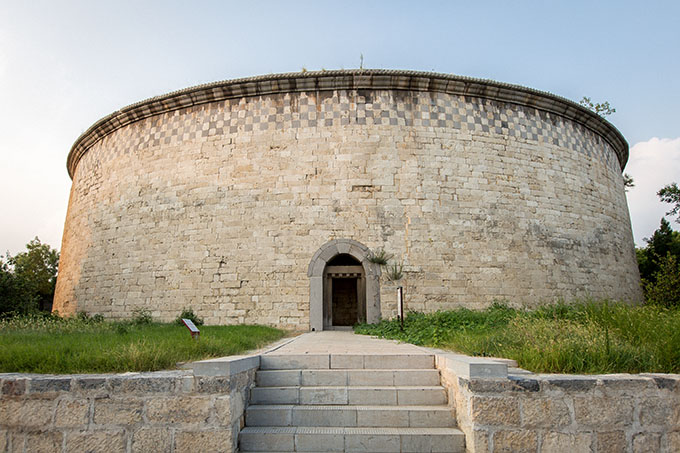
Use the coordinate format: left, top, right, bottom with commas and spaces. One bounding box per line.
53, 72, 642, 328
438, 364, 680, 453
0, 368, 255, 453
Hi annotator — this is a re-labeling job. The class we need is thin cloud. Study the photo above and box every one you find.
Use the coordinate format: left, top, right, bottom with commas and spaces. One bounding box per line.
625, 137, 680, 246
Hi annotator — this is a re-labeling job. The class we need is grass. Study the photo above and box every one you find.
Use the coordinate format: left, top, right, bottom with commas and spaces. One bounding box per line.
354, 301, 680, 374
0, 314, 285, 374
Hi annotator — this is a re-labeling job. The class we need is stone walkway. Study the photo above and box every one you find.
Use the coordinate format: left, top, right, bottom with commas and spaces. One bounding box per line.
267, 330, 429, 355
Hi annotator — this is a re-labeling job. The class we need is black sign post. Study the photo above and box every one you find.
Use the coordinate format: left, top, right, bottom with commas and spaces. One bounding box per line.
397, 286, 404, 331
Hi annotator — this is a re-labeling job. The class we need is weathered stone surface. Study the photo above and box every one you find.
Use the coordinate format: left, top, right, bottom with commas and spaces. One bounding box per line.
174, 430, 231, 452
663, 431, 680, 453
94, 399, 143, 426
0, 430, 7, 453
633, 432, 661, 453
29, 377, 71, 393
55, 399, 90, 428
66, 430, 126, 453
596, 431, 627, 453
639, 397, 673, 426
25, 431, 63, 452
1, 380, 26, 396
53, 70, 642, 328
131, 428, 172, 453
146, 396, 211, 424
521, 398, 570, 428
573, 396, 633, 427
213, 396, 232, 426
493, 430, 537, 453
470, 396, 520, 426
0, 399, 54, 428
541, 432, 593, 453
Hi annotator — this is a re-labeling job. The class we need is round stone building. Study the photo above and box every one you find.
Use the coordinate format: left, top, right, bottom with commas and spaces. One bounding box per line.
53, 70, 642, 329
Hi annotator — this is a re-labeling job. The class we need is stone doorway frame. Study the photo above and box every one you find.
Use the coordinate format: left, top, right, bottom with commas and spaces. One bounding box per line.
307, 239, 381, 331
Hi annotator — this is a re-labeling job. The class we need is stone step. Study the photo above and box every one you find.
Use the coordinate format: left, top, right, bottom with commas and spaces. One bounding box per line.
256, 369, 441, 387
250, 386, 447, 406
239, 426, 465, 452
260, 354, 435, 370
246, 404, 455, 428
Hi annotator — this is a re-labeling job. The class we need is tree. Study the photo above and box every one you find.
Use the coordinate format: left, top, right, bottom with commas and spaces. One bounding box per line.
644, 253, 680, 308
658, 182, 680, 223
623, 173, 634, 192
0, 237, 59, 314
579, 97, 616, 117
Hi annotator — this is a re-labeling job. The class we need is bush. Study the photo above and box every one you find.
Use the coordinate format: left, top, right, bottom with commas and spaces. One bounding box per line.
645, 253, 680, 308
132, 308, 153, 325
175, 308, 204, 326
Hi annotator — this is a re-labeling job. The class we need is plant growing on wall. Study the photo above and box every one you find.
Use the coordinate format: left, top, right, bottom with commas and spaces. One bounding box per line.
367, 249, 393, 265
386, 262, 404, 282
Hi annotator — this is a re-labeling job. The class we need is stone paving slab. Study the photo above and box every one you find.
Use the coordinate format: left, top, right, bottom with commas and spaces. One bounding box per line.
267, 331, 429, 355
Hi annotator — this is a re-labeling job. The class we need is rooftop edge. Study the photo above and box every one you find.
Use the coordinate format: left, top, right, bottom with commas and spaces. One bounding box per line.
66, 69, 629, 179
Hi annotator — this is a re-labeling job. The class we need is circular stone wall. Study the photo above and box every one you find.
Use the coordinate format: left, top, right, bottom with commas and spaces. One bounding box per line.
53, 70, 642, 328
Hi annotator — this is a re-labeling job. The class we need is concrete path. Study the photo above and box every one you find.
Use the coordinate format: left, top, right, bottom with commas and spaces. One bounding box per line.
267, 331, 428, 355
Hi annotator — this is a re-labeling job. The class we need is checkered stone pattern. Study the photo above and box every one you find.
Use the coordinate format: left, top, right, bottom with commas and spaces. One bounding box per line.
92, 90, 619, 175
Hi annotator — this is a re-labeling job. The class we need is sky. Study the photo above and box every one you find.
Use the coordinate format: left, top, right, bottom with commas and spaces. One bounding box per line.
1, 0, 679, 256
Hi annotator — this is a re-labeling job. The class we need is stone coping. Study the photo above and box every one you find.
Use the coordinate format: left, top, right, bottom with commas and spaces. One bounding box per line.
66, 69, 629, 179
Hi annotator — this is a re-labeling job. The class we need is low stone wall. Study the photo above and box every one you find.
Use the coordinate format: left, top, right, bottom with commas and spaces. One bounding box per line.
436, 353, 680, 453
0, 356, 258, 453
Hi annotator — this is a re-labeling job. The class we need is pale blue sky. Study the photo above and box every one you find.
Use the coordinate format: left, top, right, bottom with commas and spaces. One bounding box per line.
1, 0, 679, 254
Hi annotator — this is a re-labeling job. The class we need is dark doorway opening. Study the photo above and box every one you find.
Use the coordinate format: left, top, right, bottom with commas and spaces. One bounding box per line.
331, 277, 358, 326
323, 254, 366, 329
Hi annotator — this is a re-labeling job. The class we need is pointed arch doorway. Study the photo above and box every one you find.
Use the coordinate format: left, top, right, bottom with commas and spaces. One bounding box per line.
307, 239, 382, 331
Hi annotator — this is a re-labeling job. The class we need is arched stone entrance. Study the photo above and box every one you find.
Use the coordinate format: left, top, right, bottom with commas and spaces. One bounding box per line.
307, 239, 381, 331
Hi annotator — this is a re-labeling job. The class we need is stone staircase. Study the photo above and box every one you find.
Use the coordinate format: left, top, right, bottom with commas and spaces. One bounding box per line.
238, 353, 465, 452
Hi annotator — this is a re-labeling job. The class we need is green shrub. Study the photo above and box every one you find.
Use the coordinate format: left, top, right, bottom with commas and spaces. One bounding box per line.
175, 308, 204, 326
644, 253, 680, 308
132, 308, 153, 325
367, 249, 393, 265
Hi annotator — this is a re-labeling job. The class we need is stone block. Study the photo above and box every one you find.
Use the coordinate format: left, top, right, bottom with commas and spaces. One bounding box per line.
174, 430, 232, 452
146, 396, 211, 424
0, 399, 54, 428
55, 399, 90, 428
365, 354, 434, 369
345, 432, 400, 452
250, 387, 299, 404
348, 388, 396, 405
66, 430, 126, 453
639, 397, 673, 426
260, 354, 329, 370
257, 370, 301, 387
292, 406, 357, 427
94, 399, 143, 426
521, 398, 570, 428
190, 355, 259, 377
493, 430, 537, 453
331, 354, 364, 369
408, 407, 455, 428
663, 432, 680, 453
470, 396, 520, 426
131, 428, 172, 453
1, 379, 26, 396
239, 427, 295, 451
394, 370, 440, 386
356, 408, 409, 427
633, 432, 661, 453
301, 370, 347, 386
29, 377, 71, 393
397, 387, 446, 405
300, 387, 348, 405
401, 432, 464, 452
348, 370, 393, 386
25, 431, 63, 452
213, 396, 232, 426
573, 397, 633, 428
295, 430, 344, 451
247, 405, 293, 426
596, 431, 627, 453
541, 432, 593, 453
